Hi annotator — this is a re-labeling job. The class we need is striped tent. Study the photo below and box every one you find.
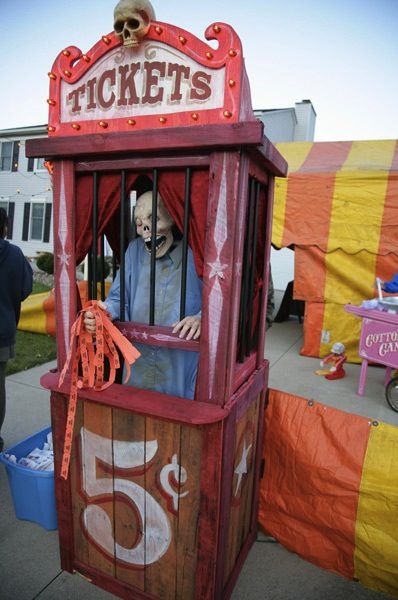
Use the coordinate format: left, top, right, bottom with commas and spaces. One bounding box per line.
273, 140, 398, 362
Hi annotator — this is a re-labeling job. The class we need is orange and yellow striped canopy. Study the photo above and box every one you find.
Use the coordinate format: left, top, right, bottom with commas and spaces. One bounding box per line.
272, 140, 398, 361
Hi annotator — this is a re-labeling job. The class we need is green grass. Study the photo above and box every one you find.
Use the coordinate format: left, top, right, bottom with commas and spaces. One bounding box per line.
32, 281, 52, 294
5, 282, 57, 375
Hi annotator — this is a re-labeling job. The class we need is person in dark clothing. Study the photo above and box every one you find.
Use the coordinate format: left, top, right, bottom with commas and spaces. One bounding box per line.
0, 208, 33, 451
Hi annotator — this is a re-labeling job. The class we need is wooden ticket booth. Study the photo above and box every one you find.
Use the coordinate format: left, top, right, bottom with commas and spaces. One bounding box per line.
27, 8, 287, 599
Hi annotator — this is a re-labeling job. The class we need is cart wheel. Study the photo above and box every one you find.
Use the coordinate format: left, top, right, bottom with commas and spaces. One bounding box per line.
385, 376, 398, 413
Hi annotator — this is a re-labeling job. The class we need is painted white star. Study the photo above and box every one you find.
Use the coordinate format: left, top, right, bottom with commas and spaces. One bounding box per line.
58, 252, 70, 267
234, 439, 253, 496
208, 259, 228, 279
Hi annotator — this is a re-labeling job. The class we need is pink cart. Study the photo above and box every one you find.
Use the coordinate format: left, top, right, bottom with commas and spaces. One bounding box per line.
345, 304, 398, 396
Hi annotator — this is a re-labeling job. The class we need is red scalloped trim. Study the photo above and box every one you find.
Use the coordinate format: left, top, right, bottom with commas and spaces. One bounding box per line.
47, 21, 244, 136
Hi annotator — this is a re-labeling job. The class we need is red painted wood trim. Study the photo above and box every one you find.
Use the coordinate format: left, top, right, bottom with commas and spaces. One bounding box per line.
195, 421, 224, 599
249, 390, 267, 544
114, 321, 200, 352
248, 158, 269, 186
196, 151, 242, 405
25, 122, 264, 159
50, 392, 74, 572
74, 560, 159, 600
75, 154, 210, 172
222, 527, 257, 599
224, 153, 250, 397
256, 176, 275, 367
233, 353, 257, 393
227, 361, 268, 420
41, 372, 228, 425
214, 406, 237, 598
52, 160, 77, 369
249, 140, 288, 177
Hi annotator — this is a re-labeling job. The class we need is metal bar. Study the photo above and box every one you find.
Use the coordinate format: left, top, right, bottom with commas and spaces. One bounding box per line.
245, 181, 260, 355
149, 169, 158, 325
87, 251, 93, 300
238, 178, 255, 362
99, 235, 105, 301
92, 172, 98, 299
180, 167, 191, 320
119, 170, 126, 321
112, 253, 117, 281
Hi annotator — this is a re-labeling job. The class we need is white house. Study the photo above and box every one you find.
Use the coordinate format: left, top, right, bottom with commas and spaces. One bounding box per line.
0, 125, 52, 258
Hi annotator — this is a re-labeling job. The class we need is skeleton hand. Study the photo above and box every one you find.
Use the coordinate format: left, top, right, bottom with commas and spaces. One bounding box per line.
84, 301, 108, 334
172, 315, 201, 341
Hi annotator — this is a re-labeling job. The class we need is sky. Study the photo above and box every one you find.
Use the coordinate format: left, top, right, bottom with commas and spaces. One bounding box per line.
0, 0, 397, 141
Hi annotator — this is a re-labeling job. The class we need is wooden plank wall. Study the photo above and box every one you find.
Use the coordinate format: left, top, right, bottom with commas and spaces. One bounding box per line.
223, 394, 261, 584
68, 398, 203, 599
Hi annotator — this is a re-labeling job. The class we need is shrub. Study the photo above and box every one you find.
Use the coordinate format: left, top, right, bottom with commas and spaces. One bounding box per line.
36, 252, 54, 275
96, 256, 111, 281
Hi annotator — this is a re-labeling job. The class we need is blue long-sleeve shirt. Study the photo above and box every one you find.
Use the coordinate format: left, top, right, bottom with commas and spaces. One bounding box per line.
0, 239, 33, 348
105, 238, 202, 399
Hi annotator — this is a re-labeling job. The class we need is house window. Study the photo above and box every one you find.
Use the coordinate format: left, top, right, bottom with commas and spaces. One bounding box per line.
27, 157, 46, 172
0, 200, 15, 239
22, 201, 52, 242
30, 202, 45, 240
0, 141, 19, 172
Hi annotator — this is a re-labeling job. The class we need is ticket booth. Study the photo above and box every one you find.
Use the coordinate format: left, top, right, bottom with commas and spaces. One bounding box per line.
27, 10, 286, 600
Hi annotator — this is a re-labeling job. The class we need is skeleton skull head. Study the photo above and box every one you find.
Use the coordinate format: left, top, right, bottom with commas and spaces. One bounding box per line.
113, 0, 156, 47
135, 191, 174, 258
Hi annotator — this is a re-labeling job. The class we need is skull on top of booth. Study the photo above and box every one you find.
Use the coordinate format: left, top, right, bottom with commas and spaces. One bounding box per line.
135, 191, 175, 258
113, 0, 156, 47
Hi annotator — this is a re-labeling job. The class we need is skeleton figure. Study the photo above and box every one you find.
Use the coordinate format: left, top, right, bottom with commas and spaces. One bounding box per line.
113, 0, 156, 47
84, 191, 202, 398
135, 191, 174, 258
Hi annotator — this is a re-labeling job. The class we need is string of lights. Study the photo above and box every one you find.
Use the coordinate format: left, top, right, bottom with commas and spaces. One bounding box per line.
0, 188, 52, 200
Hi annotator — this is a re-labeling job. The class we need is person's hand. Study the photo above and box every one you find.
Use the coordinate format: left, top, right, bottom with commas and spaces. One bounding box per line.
172, 315, 201, 340
84, 301, 107, 334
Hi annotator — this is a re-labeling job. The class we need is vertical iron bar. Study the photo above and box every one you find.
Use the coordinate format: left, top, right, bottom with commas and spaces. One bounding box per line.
238, 178, 255, 362
180, 167, 191, 320
149, 168, 158, 325
245, 181, 260, 355
119, 170, 126, 321
100, 235, 105, 301
92, 172, 98, 299
87, 250, 93, 300
112, 253, 117, 281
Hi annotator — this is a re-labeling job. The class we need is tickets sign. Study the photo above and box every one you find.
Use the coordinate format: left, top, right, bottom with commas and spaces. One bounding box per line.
47, 21, 245, 136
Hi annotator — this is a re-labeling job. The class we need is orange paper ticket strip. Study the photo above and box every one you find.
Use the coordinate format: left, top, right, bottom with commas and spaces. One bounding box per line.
58, 301, 141, 480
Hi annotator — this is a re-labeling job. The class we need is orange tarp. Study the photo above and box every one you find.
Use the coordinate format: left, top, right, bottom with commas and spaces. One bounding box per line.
259, 389, 370, 579
259, 389, 398, 596
272, 140, 398, 362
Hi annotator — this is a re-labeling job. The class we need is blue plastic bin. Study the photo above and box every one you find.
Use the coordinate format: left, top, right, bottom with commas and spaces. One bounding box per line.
0, 426, 57, 530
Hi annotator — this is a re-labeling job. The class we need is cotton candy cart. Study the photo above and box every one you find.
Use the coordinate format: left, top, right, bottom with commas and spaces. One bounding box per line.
345, 304, 398, 396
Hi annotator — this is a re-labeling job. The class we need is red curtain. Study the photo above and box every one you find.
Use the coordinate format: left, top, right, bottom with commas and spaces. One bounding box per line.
75, 169, 209, 277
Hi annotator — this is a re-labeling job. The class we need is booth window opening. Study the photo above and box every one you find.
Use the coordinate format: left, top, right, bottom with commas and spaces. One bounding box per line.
237, 176, 268, 363
85, 165, 198, 332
